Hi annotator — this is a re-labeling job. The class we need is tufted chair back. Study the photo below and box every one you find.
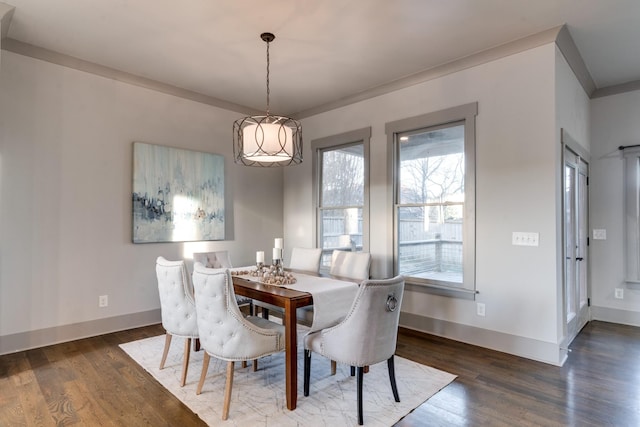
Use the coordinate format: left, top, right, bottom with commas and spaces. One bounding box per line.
193, 251, 232, 268
156, 256, 199, 338
192, 263, 285, 420
155, 256, 199, 387
329, 250, 372, 281
289, 247, 323, 273
303, 275, 405, 425
193, 250, 253, 315
192, 263, 283, 361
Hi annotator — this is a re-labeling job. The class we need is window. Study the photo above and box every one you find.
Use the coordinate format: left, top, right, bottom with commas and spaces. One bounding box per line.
386, 103, 477, 298
624, 147, 640, 283
312, 128, 370, 269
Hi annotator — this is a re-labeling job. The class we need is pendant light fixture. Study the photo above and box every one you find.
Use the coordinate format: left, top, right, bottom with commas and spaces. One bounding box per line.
233, 33, 302, 167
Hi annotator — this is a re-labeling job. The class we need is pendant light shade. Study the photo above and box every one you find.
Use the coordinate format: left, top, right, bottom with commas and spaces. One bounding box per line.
233, 33, 302, 167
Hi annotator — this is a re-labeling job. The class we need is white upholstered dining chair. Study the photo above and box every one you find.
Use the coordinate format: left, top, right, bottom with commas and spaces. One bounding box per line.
289, 247, 323, 272
303, 275, 405, 425
257, 247, 322, 321
193, 251, 254, 315
155, 256, 200, 387
192, 263, 285, 420
329, 250, 371, 281
192, 251, 232, 268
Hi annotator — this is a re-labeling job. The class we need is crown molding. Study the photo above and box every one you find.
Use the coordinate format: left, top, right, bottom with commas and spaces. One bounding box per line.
555, 25, 597, 96
294, 26, 566, 119
7, 23, 634, 113
592, 79, 640, 99
1, 37, 260, 115
0, 2, 15, 40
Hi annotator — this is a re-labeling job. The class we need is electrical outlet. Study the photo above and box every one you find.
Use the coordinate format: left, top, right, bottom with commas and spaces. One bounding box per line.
476, 302, 486, 317
615, 288, 624, 299
99, 295, 109, 307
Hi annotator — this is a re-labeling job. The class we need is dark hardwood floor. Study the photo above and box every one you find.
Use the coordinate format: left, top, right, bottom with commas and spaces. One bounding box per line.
1, 320, 638, 426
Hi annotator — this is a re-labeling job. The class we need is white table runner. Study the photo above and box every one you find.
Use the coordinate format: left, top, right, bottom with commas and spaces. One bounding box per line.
232, 268, 359, 332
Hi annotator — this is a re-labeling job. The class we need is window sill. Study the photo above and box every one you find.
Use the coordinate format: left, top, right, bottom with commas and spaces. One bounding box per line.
404, 280, 477, 300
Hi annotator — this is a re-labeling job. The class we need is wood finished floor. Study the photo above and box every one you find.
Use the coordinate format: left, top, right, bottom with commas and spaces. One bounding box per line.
0, 320, 638, 426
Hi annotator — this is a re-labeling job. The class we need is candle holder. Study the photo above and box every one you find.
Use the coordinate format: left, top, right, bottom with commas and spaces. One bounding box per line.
272, 258, 284, 276
256, 261, 265, 271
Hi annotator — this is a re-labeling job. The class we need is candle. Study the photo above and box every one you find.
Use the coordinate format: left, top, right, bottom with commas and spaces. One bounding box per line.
256, 251, 264, 263
273, 247, 282, 260
274, 238, 283, 249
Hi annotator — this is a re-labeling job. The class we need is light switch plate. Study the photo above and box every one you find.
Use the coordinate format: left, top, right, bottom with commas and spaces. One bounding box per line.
512, 232, 539, 246
593, 229, 607, 240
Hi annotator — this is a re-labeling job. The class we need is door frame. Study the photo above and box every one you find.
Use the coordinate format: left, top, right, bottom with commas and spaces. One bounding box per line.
561, 128, 591, 349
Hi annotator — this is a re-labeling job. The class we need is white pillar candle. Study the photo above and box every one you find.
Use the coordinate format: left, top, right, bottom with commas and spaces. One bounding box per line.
274, 238, 283, 249
273, 247, 282, 260
256, 251, 264, 263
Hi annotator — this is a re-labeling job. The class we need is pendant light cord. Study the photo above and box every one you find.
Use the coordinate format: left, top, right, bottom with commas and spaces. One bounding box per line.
266, 38, 270, 117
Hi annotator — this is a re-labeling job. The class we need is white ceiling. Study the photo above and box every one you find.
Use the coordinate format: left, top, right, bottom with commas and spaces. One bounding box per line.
3, 0, 640, 116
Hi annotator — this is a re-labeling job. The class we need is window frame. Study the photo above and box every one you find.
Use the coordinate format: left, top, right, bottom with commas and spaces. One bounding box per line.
386, 103, 477, 299
312, 127, 371, 272
624, 146, 640, 284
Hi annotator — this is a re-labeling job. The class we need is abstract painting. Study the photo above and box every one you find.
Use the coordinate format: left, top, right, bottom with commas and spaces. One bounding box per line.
132, 142, 225, 243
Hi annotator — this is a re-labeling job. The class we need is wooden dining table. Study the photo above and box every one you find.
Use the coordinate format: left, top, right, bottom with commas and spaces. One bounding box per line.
231, 274, 314, 411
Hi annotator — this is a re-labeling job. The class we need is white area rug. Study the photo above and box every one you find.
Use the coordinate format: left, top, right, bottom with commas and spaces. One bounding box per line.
120, 330, 455, 426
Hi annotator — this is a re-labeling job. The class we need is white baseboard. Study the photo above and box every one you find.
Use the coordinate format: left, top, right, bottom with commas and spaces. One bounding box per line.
0, 309, 161, 355
591, 306, 640, 327
400, 312, 564, 366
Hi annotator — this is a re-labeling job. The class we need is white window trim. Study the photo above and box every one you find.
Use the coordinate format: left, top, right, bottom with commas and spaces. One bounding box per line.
386, 103, 477, 299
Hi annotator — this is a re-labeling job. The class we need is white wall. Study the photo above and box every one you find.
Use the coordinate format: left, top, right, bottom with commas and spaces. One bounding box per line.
1, 37, 610, 363
554, 46, 591, 348
590, 90, 640, 326
285, 44, 565, 364
0, 51, 284, 349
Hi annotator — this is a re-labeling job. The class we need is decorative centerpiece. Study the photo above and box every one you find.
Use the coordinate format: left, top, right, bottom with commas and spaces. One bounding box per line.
230, 239, 296, 285
231, 265, 296, 286
256, 265, 296, 285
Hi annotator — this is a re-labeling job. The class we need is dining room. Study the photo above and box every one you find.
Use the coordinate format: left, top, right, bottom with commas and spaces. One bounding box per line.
2, 1, 640, 425
141, 248, 420, 424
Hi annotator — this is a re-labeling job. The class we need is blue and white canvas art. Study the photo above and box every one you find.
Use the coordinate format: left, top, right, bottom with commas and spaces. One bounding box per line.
132, 142, 225, 243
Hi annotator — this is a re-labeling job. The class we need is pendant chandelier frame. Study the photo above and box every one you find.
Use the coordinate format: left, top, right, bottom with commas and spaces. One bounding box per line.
233, 32, 302, 167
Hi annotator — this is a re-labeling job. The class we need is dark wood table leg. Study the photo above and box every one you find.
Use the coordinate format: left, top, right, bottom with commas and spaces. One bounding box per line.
284, 300, 297, 410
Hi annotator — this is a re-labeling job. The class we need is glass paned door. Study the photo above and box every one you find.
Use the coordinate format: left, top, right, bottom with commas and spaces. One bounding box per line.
565, 163, 576, 323
564, 145, 589, 345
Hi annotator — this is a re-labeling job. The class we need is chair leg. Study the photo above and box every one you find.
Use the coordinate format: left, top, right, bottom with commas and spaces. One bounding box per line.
262, 308, 270, 319
350, 366, 356, 377
356, 366, 364, 425
222, 361, 235, 420
387, 356, 400, 402
249, 301, 254, 316
253, 359, 258, 372
242, 361, 247, 368
159, 333, 172, 370
196, 353, 211, 395
180, 338, 191, 387
304, 349, 312, 396
330, 360, 337, 376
